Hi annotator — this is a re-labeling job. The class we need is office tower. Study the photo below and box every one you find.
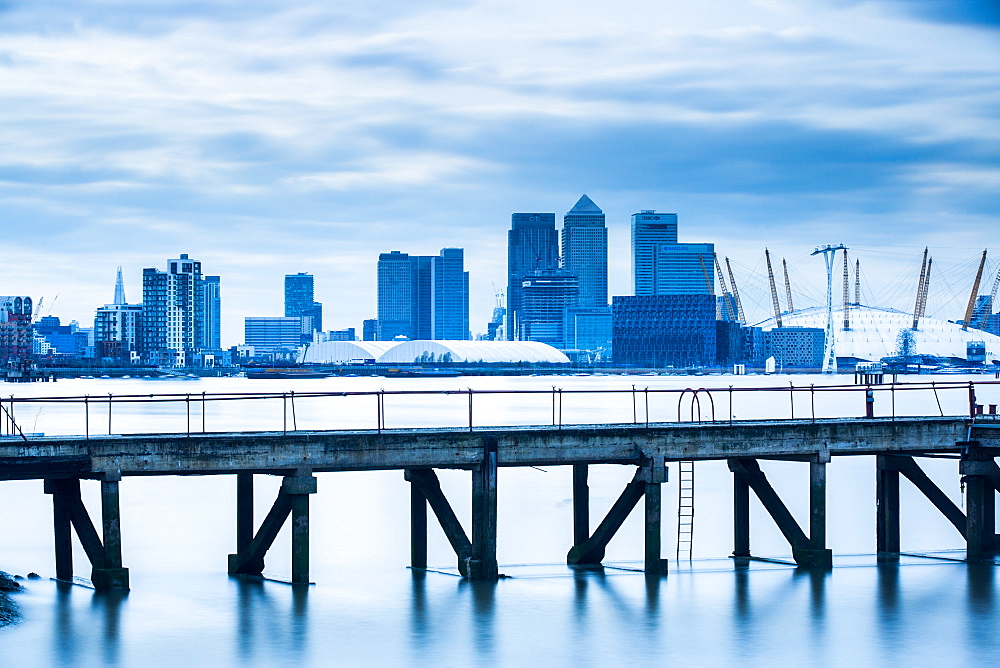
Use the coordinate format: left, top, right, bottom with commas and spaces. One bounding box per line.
202, 275, 221, 350
562, 195, 608, 307
362, 319, 378, 341
432, 248, 469, 341
377, 251, 415, 340
519, 270, 578, 347
507, 213, 558, 340
377, 249, 469, 341
244, 317, 304, 354
612, 294, 716, 367
631, 211, 714, 295
284, 273, 323, 342
139, 254, 213, 366
94, 268, 143, 361
564, 306, 612, 356
631, 211, 677, 295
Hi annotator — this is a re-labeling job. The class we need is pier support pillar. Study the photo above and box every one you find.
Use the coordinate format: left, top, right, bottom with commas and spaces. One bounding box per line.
404, 468, 473, 577
876, 455, 900, 561
796, 459, 832, 569
92, 477, 130, 591
236, 473, 253, 555
470, 437, 499, 580
410, 481, 428, 570
733, 471, 750, 558
642, 457, 667, 576
228, 473, 316, 584
961, 453, 997, 562
572, 464, 590, 547
44, 477, 129, 590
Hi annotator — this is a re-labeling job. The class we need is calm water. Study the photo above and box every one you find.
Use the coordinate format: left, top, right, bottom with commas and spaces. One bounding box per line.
1, 375, 998, 666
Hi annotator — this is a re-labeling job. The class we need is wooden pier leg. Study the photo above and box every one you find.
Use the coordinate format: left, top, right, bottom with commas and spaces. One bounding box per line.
44, 479, 74, 580
733, 466, 750, 558
470, 438, 499, 580
236, 473, 253, 555
876, 455, 900, 562
644, 481, 665, 576
961, 455, 997, 562
410, 477, 428, 569
284, 475, 316, 585
573, 464, 590, 547
92, 477, 129, 591
809, 461, 828, 551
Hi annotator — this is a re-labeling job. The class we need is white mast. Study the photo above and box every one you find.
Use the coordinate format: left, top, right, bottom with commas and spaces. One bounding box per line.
811, 244, 847, 373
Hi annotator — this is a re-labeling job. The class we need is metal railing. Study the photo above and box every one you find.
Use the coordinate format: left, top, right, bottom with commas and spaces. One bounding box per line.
1, 380, 999, 440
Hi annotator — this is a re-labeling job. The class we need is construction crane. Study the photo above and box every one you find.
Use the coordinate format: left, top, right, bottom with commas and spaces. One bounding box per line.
912, 248, 929, 330
973, 265, 1000, 330
725, 257, 746, 324
854, 259, 861, 306
765, 249, 782, 327
782, 258, 794, 315
962, 250, 988, 331
842, 249, 850, 331
713, 255, 736, 321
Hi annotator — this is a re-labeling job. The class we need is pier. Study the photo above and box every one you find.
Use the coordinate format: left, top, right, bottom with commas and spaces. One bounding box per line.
1, 381, 999, 589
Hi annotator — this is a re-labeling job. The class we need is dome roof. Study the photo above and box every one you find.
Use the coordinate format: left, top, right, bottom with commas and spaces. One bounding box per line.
378, 340, 570, 364
298, 340, 397, 364
754, 305, 1000, 362
299, 339, 570, 364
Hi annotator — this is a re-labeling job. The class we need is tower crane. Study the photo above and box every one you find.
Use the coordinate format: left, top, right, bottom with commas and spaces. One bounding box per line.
912, 248, 928, 330
698, 255, 714, 294
765, 249, 782, 327
725, 258, 746, 324
782, 258, 794, 315
962, 250, 987, 331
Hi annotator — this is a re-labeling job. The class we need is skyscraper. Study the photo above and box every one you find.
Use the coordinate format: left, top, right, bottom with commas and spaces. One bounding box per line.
202, 275, 221, 350
562, 195, 608, 307
519, 270, 578, 347
284, 273, 323, 343
377, 248, 469, 341
631, 210, 678, 295
631, 211, 714, 295
507, 213, 558, 339
139, 254, 216, 366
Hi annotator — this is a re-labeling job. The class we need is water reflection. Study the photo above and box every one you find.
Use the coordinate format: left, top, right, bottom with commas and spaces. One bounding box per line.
231, 576, 310, 663
51, 582, 127, 666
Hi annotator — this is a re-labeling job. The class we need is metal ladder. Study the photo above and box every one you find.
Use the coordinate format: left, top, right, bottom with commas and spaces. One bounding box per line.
676, 460, 695, 560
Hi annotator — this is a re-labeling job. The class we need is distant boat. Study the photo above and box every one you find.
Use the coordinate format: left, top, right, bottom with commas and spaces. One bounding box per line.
382, 367, 462, 378
246, 369, 330, 379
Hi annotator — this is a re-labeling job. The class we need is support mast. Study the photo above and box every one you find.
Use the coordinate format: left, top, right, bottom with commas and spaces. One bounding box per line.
811, 244, 847, 374
962, 250, 988, 331
765, 249, 782, 328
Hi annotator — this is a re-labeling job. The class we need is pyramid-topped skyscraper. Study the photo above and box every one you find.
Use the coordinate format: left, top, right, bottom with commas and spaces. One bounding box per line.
562, 194, 607, 307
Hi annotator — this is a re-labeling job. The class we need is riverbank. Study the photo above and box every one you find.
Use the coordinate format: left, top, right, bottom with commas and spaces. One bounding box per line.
0, 571, 23, 628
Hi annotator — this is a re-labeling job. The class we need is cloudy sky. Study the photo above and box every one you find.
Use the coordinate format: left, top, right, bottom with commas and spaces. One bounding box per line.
1, 0, 998, 343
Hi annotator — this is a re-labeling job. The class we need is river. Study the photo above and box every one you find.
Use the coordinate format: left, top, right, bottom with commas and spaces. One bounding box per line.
1, 374, 997, 666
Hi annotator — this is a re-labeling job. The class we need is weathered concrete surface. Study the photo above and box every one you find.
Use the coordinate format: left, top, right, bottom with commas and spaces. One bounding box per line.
0, 416, 996, 480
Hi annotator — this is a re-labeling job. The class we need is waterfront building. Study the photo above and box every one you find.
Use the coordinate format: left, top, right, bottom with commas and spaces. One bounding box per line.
284, 273, 323, 343
519, 271, 579, 348
202, 275, 222, 350
94, 270, 144, 362
0, 296, 33, 364
765, 327, 826, 368
377, 249, 469, 341
612, 294, 716, 367
244, 317, 303, 355
564, 306, 613, 358
507, 213, 558, 339
362, 319, 378, 341
34, 316, 86, 359
631, 211, 714, 296
562, 195, 608, 308
139, 254, 217, 366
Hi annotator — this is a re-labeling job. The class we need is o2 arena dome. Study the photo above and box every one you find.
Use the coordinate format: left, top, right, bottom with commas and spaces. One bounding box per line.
755, 305, 1000, 363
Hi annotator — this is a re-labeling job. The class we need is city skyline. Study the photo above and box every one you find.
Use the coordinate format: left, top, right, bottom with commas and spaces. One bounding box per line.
0, 1, 997, 344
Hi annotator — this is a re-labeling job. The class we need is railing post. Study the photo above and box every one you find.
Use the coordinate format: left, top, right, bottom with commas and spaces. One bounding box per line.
866, 388, 875, 418
108, 393, 113, 435
85, 395, 89, 440
468, 388, 473, 432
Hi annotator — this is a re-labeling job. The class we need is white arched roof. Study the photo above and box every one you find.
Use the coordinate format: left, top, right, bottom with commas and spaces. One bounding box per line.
754, 305, 1000, 362
378, 340, 570, 364
298, 340, 397, 364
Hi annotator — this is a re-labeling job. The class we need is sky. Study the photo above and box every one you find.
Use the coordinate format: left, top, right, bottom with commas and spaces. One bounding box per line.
1, 0, 998, 345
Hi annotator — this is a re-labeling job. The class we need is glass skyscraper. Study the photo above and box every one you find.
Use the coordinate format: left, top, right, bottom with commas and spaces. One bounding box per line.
284, 273, 323, 341
507, 213, 558, 340
631, 211, 714, 295
562, 194, 608, 308
377, 248, 469, 341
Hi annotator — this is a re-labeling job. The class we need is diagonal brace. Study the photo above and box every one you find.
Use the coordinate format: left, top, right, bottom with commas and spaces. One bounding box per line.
228, 491, 293, 575
729, 459, 809, 551
882, 455, 966, 537
405, 468, 473, 576
567, 469, 645, 565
